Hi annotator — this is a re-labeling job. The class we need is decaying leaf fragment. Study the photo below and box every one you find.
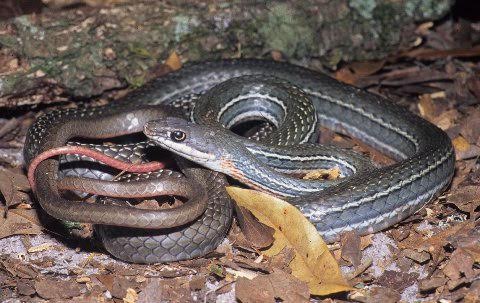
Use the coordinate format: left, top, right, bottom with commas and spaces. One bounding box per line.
226, 187, 352, 296
235, 269, 309, 303
0, 168, 31, 210
164, 51, 182, 71
234, 204, 275, 249
0, 207, 43, 239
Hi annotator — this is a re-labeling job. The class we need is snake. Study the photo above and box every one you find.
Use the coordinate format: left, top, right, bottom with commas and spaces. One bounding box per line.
24, 59, 455, 262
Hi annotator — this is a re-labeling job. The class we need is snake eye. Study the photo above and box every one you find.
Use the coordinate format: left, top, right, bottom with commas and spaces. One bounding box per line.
170, 130, 186, 142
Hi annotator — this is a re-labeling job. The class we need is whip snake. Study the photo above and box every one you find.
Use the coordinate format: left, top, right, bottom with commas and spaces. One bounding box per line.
24, 59, 455, 263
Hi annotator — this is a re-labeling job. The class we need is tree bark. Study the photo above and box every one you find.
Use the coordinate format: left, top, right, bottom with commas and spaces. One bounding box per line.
0, 0, 454, 107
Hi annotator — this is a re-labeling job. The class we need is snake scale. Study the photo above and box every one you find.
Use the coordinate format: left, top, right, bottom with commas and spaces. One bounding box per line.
24, 59, 455, 263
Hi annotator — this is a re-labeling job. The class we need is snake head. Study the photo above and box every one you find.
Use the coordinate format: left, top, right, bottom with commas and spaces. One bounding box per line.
144, 117, 235, 172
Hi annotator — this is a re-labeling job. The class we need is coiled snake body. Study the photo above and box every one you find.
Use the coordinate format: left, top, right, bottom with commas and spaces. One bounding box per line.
24, 59, 455, 263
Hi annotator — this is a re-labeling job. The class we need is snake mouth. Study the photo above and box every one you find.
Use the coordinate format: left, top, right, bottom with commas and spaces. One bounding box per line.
144, 121, 217, 164
143, 121, 160, 137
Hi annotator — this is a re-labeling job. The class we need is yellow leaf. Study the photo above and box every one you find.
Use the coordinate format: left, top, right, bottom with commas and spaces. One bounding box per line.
226, 187, 352, 296
123, 288, 138, 303
165, 51, 182, 71
417, 94, 435, 120
303, 167, 340, 180
452, 136, 470, 152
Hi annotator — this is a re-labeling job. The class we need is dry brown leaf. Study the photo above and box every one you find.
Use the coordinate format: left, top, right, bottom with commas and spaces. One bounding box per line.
348, 60, 386, 77
334, 67, 358, 85
463, 245, 480, 263
360, 234, 373, 250
137, 278, 190, 303
164, 52, 182, 71
452, 136, 480, 160
447, 186, 480, 216
235, 269, 309, 303
451, 159, 477, 190
303, 167, 340, 181
268, 247, 295, 272
0, 208, 43, 239
0, 168, 30, 209
334, 60, 385, 86
35, 278, 83, 300
418, 276, 447, 292
123, 288, 138, 303
1, 259, 38, 279
270, 50, 283, 61
188, 275, 206, 291
111, 276, 140, 299
340, 231, 361, 268
442, 249, 475, 281
376, 270, 418, 293
467, 77, 480, 101
17, 279, 36, 296
433, 109, 459, 130
417, 94, 436, 121
425, 221, 476, 250
234, 204, 274, 249
453, 135, 472, 152
226, 187, 352, 296
464, 281, 480, 303
366, 286, 401, 303
398, 221, 476, 269
460, 110, 480, 145
403, 45, 480, 60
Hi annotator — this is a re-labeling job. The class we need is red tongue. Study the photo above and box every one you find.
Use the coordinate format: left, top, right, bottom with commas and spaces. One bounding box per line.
28, 145, 169, 192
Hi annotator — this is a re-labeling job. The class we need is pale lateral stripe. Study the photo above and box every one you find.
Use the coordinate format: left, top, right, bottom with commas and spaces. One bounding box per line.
225, 110, 279, 129
248, 147, 357, 174
247, 179, 298, 197
318, 176, 451, 239
304, 89, 420, 149
216, 93, 287, 122
252, 168, 323, 194
299, 112, 317, 144
312, 148, 453, 215
317, 114, 409, 160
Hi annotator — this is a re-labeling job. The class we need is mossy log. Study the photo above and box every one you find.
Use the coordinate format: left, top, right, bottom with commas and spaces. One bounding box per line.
0, 0, 453, 107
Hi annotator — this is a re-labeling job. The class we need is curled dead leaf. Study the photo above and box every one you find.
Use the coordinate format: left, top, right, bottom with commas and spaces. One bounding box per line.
165, 52, 182, 71
234, 204, 275, 249
348, 60, 386, 77
226, 187, 352, 296
0, 168, 31, 210
334, 67, 358, 85
452, 136, 480, 160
